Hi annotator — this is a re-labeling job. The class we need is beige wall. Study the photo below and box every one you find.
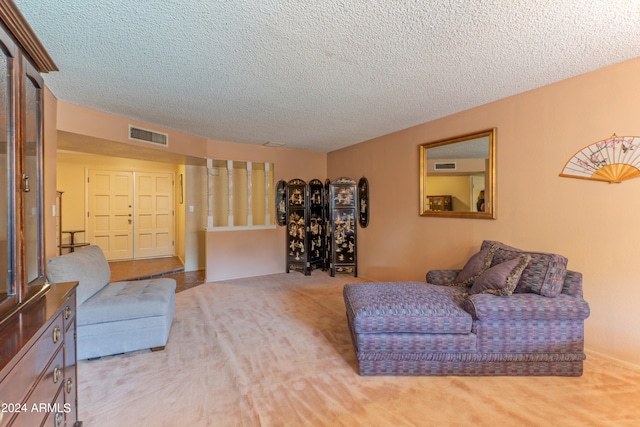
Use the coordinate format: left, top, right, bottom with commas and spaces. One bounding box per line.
328, 58, 640, 367
184, 164, 206, 271
56, 101, 208, 158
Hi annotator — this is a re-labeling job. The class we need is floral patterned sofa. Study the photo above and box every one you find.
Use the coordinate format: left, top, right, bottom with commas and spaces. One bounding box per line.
343, 240, 590, 376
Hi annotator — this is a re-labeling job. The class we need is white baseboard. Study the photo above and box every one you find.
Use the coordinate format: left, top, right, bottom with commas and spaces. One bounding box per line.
585, 348, 640, 372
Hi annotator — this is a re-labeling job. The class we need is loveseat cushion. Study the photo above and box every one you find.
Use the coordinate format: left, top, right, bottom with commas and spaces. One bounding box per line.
46, 245, 111, 306
481, 240, 568, 297
344, 281, 472, 334
77, 278, 176, 325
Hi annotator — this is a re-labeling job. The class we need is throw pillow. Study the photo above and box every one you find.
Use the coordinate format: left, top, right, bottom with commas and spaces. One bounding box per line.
450, 243, 500, 287
480, 240, 568, 297
469, 254, 532, 296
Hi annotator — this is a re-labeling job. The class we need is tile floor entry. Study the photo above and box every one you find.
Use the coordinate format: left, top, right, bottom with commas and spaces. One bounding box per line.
108, 256, 205, 293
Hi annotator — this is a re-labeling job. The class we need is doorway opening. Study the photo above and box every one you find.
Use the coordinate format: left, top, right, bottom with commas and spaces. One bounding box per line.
56, 132, 207, 273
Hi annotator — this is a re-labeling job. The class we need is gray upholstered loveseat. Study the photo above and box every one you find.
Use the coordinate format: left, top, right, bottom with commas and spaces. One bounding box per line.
343, 240, 590, 376
46, 245, 176, 360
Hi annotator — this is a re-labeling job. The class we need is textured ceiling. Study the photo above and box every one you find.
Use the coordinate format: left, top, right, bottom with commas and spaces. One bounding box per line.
14, 0, 640, 153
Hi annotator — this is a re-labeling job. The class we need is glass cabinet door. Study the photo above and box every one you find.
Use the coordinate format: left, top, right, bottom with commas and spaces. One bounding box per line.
0, 0, 55, 323
0, 34, 14, 305
23, 63, 44, 287
0, 23, 47, 318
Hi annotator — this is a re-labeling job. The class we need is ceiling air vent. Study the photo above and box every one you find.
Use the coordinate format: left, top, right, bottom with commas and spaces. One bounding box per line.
262, 141, 285, 148
434, 161, 456, 170
129, 125, 168, 147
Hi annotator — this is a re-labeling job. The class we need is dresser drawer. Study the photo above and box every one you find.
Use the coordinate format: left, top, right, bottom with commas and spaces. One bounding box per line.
64, 319, 79, 425
63, 291, 76, 333
42, 387, 66, 427
7, 346, 65, 427
0, 312, 64, 410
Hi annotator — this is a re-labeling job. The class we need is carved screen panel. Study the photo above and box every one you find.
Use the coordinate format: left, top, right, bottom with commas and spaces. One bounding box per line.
329, 177, 357, 277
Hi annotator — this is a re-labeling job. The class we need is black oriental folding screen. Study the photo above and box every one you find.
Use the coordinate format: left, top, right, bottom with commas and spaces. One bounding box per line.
280, 177, 364, 277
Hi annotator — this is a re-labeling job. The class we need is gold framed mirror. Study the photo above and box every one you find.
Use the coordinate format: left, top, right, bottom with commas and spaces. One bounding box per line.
419, 128, 496, 218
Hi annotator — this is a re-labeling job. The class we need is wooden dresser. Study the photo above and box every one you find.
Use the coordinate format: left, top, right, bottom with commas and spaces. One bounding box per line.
426, 195, 453, 211
0, 282, 81, 427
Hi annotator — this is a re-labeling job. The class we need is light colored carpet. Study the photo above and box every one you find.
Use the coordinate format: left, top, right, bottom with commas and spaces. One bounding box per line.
78, 271, 640, 426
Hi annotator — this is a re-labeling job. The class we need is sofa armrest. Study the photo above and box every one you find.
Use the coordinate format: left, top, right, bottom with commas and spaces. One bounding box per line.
462, 293, 590, 321
426, 269, 461, 286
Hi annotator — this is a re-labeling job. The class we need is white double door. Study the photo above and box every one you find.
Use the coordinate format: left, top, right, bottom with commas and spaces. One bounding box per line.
87, 169, 174, 261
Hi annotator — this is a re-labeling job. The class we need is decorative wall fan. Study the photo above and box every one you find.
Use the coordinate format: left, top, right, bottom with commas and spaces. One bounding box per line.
560, 134, 640, 183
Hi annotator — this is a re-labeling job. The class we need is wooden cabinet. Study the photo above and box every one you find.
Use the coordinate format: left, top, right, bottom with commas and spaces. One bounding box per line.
0, 282, 81, 427
62, 290, 79, 427
0, 0, 57, 328
0, 5, 75, 425
426, 195, 452, 211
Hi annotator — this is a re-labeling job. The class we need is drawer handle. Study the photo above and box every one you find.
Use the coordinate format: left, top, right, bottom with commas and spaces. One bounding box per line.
65, 305, 72, 319
55, 411, 64, 426
52, 326, 61, 343
66, 378, 74, 393
53, 366, 61, 383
